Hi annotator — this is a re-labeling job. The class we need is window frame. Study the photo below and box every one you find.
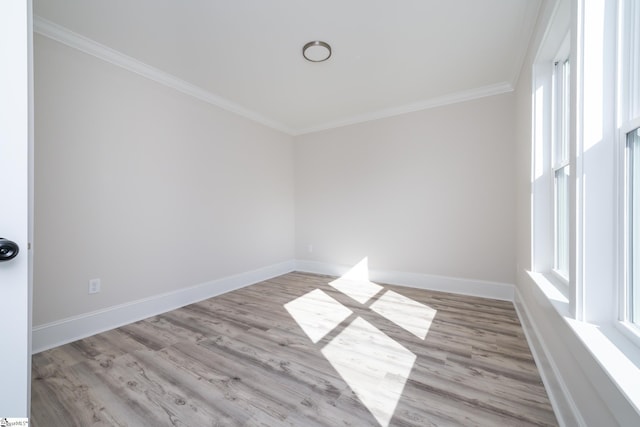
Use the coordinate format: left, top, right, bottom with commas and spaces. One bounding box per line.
617, 0, 640, 342
530, 0, 640, 418
619, 119, 640, 338
531, 31, 571, 291
552, 57, 571, 282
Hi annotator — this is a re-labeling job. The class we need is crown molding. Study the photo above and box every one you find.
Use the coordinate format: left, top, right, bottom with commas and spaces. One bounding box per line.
33, 16, 296, 136
294, 82, 514, 135
34, 15, 515, 138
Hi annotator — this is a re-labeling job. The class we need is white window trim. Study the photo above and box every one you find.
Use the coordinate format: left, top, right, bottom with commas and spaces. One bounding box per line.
617, 117, 640, 341
616, 0, 640, 343
551, 56, 571, 283
531, 0, 640, 417
531, 27, 570, 300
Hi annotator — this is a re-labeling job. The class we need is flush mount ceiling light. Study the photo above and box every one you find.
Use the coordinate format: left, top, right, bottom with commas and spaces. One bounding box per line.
303, 41, 332, 62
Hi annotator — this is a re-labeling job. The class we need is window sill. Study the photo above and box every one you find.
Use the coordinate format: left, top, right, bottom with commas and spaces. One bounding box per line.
528, 271, 570, 317
527, 271, 640, 417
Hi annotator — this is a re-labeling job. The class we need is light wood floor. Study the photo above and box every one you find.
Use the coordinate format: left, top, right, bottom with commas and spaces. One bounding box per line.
31, 272, 558, 426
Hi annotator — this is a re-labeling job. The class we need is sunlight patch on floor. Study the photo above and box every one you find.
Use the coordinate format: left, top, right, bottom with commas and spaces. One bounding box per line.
329, 277, 383, 305
371, 290, 436, 339
329, 257, 383, 304
284, 289, 353, 343
321, 317, 416, 427
285, 257, 437, 426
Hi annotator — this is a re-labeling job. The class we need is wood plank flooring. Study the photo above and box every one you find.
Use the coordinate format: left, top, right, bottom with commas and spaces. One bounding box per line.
31, 272, 558, 426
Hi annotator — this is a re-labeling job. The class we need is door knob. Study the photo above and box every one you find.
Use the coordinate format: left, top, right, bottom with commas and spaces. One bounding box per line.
0, 238, 19, 261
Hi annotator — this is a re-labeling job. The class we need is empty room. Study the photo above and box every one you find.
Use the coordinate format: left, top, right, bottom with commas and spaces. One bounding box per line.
1, 0, 639, 426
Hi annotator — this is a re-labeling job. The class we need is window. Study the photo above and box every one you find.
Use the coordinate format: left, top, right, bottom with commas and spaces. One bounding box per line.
531, 18, 571, 292
553, 59, 570, 280
621, 0, 640, 330
530, 0, 640, 414
628, 127, 640, 325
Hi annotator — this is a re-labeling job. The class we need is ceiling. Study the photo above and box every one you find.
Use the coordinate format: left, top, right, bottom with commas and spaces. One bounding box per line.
33, 0, 541, 135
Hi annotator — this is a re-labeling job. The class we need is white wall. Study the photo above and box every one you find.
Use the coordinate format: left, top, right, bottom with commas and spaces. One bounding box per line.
33, 35, 295, 326
294, 94, 516, 285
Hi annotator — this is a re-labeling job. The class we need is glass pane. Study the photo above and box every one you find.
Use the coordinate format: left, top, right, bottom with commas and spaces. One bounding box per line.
553, 59, 570, 167
555, 165, 570, 277
629, 128, 640, 324
561, 60, 570, 163
626, 0, 640, 119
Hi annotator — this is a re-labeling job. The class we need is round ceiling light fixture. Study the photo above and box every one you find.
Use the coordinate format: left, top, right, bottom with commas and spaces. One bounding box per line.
303, 41, 332, 62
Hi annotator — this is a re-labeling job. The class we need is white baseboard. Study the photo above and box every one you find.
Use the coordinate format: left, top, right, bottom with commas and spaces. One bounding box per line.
31, 257, 583, 425
32, 260, 514, 354
513, 288, 584, 427
294, 259, 515, 301
32, 260, 296, 354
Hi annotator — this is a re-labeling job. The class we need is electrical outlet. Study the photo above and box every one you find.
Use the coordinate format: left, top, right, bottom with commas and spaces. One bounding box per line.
308, 244, 313, 253
88, 278, 101, 294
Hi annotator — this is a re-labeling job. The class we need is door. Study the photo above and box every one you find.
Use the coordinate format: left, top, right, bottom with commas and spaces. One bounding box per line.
0, 0, 33, 418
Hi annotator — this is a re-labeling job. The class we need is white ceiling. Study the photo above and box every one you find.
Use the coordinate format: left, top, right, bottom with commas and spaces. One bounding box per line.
33, 0, 541, 135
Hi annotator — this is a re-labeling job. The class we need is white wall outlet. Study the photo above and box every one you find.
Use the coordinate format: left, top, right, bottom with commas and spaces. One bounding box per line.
308, 244, 313, 253
88, 278, 101, 294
